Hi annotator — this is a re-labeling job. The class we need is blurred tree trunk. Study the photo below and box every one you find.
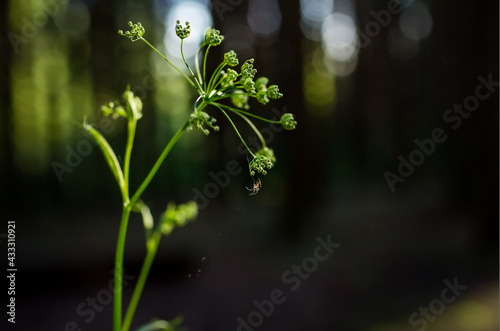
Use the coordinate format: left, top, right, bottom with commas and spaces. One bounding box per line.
276, 0, 317, 242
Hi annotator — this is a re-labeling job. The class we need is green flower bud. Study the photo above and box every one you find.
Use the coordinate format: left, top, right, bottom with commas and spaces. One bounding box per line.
118, 21, 145, 41
256, 91, 269, 105
100, 102, 113, 116
134, 96, 143, 113
224, 50, 239, 66
243, 78, 256, 93
255, 147, 276, 163
175, 20, 191, 39
187, 111, 219, 135
220, 68, 238, 87
205, 27, 224, 46
100, 100, 128, 119
101, 101, 125, 119
161, 201, 198, 235
173, 201, 198, 226
161, 222, 175, 236
280, 113, 297, 130
241, 59, 257, 80
249, 155, 274, 176
267, 85, 283, 99
123, 88, 143, 120
231, 91, 250, 109
255, 77, 269, 92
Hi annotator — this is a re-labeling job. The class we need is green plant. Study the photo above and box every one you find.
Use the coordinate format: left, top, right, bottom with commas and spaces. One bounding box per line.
84, 21, 296, 331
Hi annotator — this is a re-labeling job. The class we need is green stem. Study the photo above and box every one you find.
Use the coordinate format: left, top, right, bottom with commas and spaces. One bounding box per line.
140, 37, 196, 89
210, 102, 281, 124
195, 44, 206, 88
233, 112, 267, 148
124, 117, 137, 187
181, 39, 204, 94
210, 71, 243, 93
212, 104, 255, 157
114, 205, 132, 331
203, 45, 211, 90
113, 102, 139, 331
130, 121, 189, 207
114, 121, 189, 331
206, 62, 225, 94
121, 230, 162, 331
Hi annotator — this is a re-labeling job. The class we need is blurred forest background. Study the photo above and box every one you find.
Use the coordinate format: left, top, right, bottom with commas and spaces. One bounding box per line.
1, 0, 498, 330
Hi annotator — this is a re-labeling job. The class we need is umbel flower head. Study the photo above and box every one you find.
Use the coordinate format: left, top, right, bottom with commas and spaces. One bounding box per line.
175, 21, 191, 39
255, 147, 276, 163
118, 21, 145, 41
100, 86, 143, 120
224, 50, 239, 67
118, 20, 297, 189
267, 85, 283, 99
280, 113, 297, 130
220, 69, 238, 88
187, 111, 219, 136
101, 101, 126, 119
241, 59, 257, 80
205, 27, 224, 46
249, 155, 274, 176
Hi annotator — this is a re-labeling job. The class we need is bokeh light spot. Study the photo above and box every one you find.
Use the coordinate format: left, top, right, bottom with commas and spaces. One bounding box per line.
321, 12, 358, 63
399, 1, 433, 41
247, 0, 282, 37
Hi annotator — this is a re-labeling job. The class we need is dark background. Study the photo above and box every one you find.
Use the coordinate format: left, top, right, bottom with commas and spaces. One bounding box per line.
1, 0, 498, 330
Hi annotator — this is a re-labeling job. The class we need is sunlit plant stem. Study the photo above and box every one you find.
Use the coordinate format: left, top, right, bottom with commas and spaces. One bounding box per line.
82, 20, 297, 331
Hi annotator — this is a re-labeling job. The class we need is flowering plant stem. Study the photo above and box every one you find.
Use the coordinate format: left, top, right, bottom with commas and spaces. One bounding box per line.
82, 20, 296, 331
113, 121, 188, 331
114, 206, 131, 331
122, 228, 162, 331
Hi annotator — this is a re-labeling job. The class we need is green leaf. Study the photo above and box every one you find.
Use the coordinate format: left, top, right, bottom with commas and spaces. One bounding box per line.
82, 121, 125, 194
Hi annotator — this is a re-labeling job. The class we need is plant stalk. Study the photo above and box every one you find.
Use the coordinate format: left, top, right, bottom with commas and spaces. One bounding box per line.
213, 104, 256, 157
114, 121, 188, 331
121, 230, 162, 331
114, 205, 132, 331
140, 37, 196, 89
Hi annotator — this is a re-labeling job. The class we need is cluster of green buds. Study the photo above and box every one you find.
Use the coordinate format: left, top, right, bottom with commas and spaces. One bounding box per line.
160, 201, 198, 235
118, 21, 297, 181
175, 20, 191, 39
100, 87, 144, 121
118, 21, 145, 41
